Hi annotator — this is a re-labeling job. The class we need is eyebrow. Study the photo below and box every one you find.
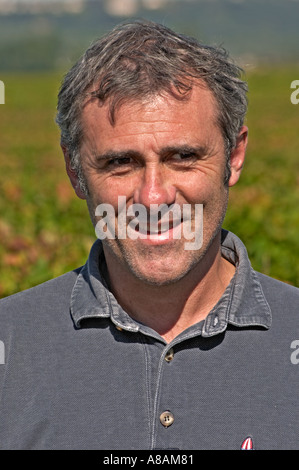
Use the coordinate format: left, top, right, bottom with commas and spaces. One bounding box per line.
95, 145, 209, 161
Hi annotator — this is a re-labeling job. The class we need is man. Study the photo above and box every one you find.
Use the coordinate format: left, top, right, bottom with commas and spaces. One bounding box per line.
0, 20, 298, 450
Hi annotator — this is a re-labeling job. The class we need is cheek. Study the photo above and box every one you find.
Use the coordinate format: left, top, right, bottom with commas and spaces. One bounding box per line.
181, 174, 220, 205
189, 175, 228, 221
203, 185, 229, 224
86, 175, 137, 215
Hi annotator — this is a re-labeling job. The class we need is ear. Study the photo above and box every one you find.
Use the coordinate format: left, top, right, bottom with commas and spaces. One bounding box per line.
228, 126, 248, 187
61, 144, 86, 200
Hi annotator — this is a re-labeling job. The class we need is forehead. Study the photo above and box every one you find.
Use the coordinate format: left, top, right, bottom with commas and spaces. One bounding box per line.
80, 83, 220, 147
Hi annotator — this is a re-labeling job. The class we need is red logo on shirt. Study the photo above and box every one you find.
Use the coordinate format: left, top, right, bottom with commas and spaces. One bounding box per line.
241, 437, 254, 450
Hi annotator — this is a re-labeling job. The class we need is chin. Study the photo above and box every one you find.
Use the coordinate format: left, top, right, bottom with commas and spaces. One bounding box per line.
127, 254, 204, 287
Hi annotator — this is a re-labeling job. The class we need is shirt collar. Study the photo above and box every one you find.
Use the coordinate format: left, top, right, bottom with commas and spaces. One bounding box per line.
70, 230, 272, 336
201, 229, 272, 337
70, 240, 139, 331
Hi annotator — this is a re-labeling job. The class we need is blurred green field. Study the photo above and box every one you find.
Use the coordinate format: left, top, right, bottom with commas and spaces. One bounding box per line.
0, 66, 299, 298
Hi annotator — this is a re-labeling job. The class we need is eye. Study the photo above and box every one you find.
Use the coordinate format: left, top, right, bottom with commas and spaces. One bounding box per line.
103, 154, 140, 175
170, 152, 197, 164
173, 152, 194, 160
107, 156, 133, 167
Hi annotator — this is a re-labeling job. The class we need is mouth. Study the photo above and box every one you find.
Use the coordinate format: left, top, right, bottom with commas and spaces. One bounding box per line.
127, 218, 184, 243
139, 218, 181, 234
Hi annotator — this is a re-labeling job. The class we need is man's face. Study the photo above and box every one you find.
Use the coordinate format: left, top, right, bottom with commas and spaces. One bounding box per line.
71, 84, 246, 286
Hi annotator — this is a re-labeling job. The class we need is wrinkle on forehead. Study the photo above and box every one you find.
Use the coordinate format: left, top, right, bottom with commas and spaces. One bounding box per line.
83, 80, 219, 127
114, 84, 218, 123
80, 83, 223, 161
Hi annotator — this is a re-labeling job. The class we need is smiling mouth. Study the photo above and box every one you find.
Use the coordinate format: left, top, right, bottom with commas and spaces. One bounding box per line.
126, 218, 185, 243
137, 219, 182, 235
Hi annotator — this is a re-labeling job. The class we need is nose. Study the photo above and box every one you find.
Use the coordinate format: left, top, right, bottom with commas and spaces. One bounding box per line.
133, 164, 176, 209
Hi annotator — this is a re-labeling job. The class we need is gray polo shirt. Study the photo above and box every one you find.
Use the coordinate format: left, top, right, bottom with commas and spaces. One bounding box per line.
0, 230, 298, 450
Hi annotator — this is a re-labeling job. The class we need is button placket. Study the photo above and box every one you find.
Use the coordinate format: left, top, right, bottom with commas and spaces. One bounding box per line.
158, 348, 176, 432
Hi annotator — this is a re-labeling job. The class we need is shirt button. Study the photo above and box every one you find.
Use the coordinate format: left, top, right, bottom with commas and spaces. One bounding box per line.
165, 348, 174, 362
160, 411, 174, 428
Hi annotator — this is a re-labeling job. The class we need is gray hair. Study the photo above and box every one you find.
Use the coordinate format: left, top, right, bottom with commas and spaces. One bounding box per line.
56, 20, 248, 193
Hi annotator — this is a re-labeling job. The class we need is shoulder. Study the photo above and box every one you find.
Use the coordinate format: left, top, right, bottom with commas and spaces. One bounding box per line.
257, 272, 299, 302
0, 268, 81, 317
256, 272, 299, 331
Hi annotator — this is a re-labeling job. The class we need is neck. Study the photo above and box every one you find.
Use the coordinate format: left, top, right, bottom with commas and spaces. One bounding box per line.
103, 235, 235, 343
